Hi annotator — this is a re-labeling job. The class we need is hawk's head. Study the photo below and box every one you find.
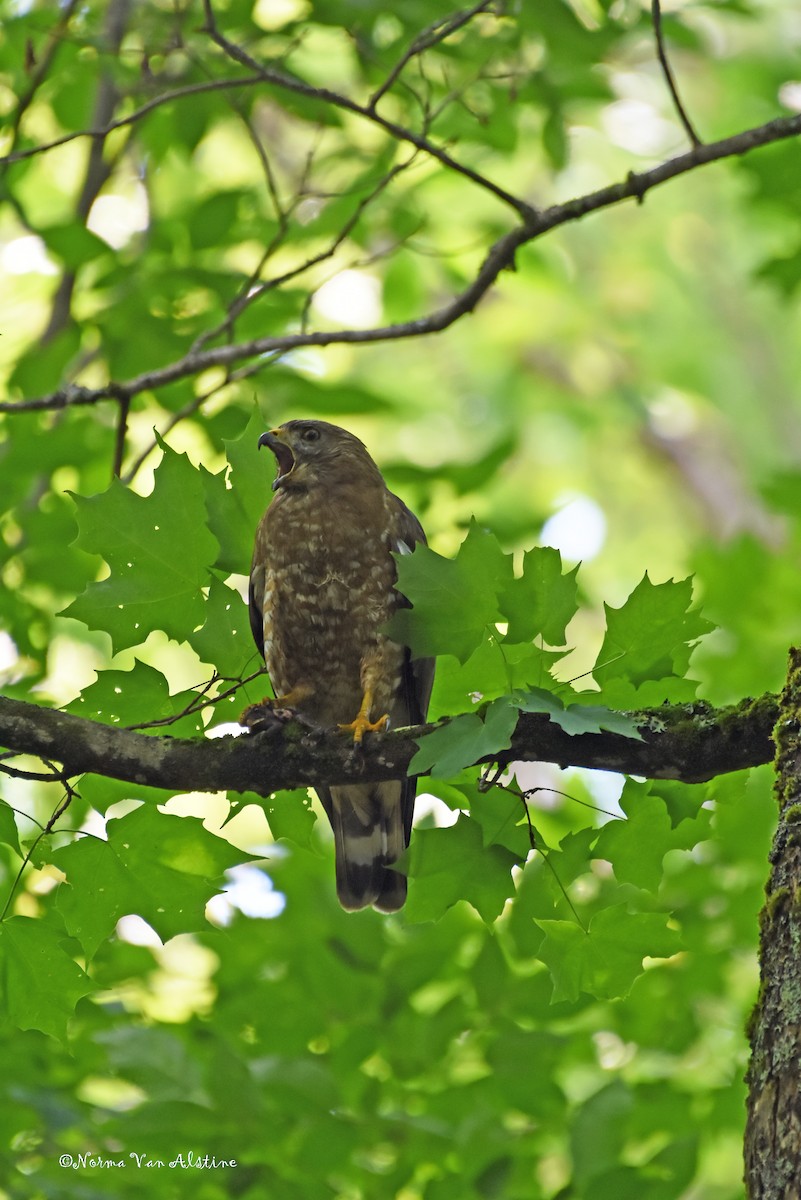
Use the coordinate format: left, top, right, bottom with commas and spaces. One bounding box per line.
259, 420, 383, 493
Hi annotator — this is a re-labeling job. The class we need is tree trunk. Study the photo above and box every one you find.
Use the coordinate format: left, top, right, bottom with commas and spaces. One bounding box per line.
745, 647, 801, 1199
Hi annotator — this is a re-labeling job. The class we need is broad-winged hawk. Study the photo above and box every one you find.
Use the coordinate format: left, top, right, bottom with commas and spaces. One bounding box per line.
245, 419, 434, 912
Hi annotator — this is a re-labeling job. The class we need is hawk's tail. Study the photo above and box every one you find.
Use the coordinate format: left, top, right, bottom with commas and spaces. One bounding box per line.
319, 781, 412, 913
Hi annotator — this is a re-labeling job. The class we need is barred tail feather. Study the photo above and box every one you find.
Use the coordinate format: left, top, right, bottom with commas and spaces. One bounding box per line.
319, 781, 412, 912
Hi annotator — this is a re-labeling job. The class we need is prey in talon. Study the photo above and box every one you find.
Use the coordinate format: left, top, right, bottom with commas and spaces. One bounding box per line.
244, 419, 434, 912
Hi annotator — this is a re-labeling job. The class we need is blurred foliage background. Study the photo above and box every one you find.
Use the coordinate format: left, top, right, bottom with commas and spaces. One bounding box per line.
1, 0, 800, 1195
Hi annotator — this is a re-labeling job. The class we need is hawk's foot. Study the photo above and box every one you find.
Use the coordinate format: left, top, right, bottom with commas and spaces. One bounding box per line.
239, 699, 292, 732
338, 711, 389, 746
240, 684, 315, 732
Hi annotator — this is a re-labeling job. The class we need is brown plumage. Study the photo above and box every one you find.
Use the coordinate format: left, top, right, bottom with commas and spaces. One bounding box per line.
246, 419, 434, 912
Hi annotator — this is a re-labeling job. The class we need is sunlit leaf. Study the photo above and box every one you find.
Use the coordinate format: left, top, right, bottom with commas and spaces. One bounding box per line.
593, 575, 712, 705
66, 660, 205, 736
536, 906, 683, 1002
387, 521, 512, 664
53, 806, 252, 957
404, 814, 520, 924
64, 444, 219, 652
498, 545, 579, 645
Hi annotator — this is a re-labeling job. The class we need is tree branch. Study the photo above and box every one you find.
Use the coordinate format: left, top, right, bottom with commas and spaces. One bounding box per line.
200, 0, 537, 221
0, 692, 778, 800
367, 1, 496, 111
4, 109, 800, 416
0, 75, 267, 168
651, 0, 702, 148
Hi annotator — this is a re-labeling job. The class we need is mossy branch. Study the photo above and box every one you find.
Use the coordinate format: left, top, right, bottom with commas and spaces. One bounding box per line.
0, 691, 777, 798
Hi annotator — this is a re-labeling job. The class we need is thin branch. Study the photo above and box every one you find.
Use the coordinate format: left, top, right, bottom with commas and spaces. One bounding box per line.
5, 108, 800, 417
0, 75, 267, 167
111, 394, 130, 479
0, 691, 779, 800
200, 0, 537, 221
40, 0, 133, 346
120, 354, 280, 484
191, 152, 420, 356
0, 0, 83, 169
123, 667, 266, 731
0, 762, 66, 783
651, 0, 702, 148
368, 1, 496, 111
0, 778, 79, 923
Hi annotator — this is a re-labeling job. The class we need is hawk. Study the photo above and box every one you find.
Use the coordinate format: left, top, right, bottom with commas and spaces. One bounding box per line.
245, 419, 434, 912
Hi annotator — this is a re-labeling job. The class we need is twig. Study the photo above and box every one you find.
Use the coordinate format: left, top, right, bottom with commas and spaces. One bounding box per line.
123, 666, 266, 732
494, 779, 588, 930
120, 355, 279, 484
0, 75, 267, 167
191, 152, 420, 355
200, 0, 537, 222
0, 0, 83, 170
0, 762, 66, 783
111, 394, 130, 479
652, 0, 702, 147
0, 778, 79, 922
4, 109, 801, 416
368, 1, 496, 111
0, 801, 46, 831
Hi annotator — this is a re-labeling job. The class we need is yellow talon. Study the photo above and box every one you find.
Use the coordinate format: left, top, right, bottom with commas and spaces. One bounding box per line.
339, 708, 389, 745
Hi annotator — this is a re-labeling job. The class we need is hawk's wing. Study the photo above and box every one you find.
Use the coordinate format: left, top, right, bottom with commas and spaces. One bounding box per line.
390, 494, 435, 843
248, 550, 266, 661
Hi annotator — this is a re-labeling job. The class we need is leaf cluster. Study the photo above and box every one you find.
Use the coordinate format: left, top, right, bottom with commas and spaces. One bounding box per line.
0, 0, 793, 1193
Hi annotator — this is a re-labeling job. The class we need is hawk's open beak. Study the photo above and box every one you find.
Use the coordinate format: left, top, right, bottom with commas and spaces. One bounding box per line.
259, 430, 295, 491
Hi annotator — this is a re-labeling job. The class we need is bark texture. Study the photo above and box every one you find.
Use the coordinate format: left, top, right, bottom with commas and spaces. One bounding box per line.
745, 648, 801, 1199
0, 689, 779, 797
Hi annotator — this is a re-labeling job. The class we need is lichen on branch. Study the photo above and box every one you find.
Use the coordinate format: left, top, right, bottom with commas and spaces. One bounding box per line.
0, 691, 778, 800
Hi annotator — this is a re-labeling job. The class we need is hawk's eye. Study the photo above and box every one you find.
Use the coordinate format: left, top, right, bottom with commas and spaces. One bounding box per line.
301, 427, 320, 443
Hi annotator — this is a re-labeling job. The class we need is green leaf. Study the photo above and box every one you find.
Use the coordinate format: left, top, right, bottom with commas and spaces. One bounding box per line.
386, 521, 512, 664
514, 687, 644, 739
66, 660, 205, 735
409, 699, 518, 778
0, 916, 93, 1039
203, 406, 273, 576
63, 444, 219, 652
468, 785, 533, 858
8, 324, 83, 396
260, 789, 318, 850
404, 814, 520, 924
570, 1080, 633, 1188
53, 806, 252, 957
76, 774, 178, 816
757, 243, 801, 298
535, 906, 682, 1002
41, 220, 109, 270
498, 545, 579, 645
188, 191, 245, 250
564, 705, 644, 738
0, 804, 21, 856
592, 574, 712, 705
187, 576, 260, 679
593, 782, 674, 892
428, 640, 565, 720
